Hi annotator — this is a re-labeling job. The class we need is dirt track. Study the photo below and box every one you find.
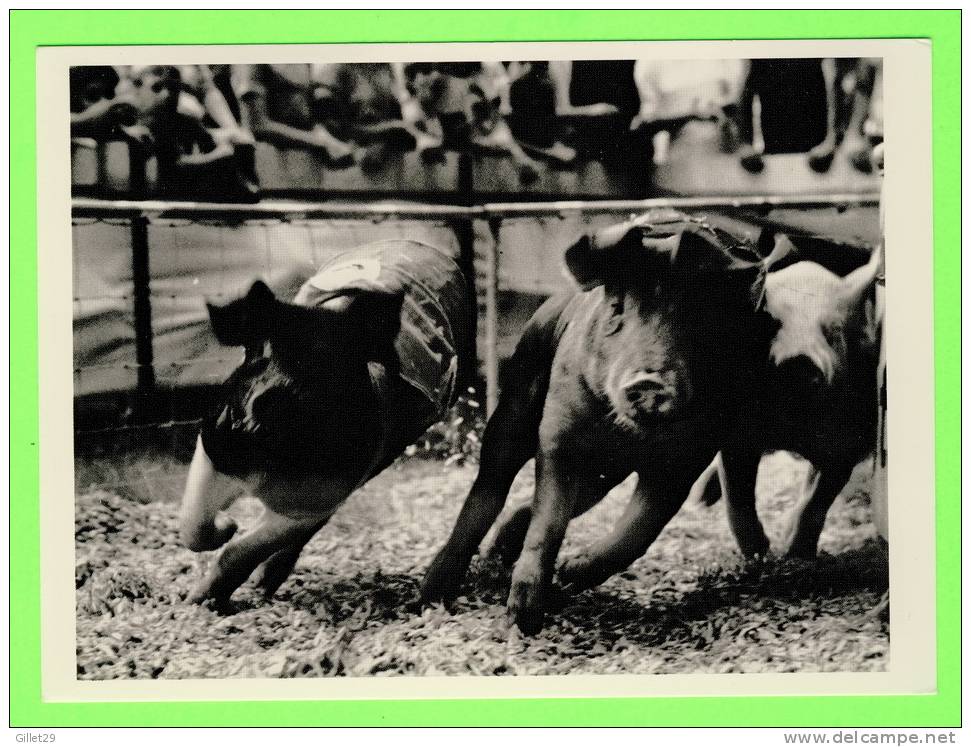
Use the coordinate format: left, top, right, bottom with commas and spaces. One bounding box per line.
75, 452, 888, 679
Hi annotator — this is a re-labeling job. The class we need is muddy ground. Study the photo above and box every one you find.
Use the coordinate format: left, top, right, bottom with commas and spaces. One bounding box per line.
75, 450, 888, 679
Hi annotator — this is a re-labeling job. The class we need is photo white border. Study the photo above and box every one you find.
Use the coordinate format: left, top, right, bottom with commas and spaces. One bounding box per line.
38, 38, 935, 702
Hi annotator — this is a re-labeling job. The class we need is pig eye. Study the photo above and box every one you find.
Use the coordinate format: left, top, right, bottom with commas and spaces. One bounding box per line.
604, 296, 625, 335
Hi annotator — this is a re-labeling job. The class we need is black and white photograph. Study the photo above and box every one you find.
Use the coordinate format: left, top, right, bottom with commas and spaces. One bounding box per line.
60, 45, 906, 686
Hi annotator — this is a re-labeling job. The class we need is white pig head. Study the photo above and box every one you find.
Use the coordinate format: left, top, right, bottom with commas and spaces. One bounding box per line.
763, 241, 883, 389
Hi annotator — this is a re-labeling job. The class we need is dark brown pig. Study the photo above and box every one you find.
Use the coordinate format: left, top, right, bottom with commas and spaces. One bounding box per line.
180, 240, 471, 605
421, 211, 775, 633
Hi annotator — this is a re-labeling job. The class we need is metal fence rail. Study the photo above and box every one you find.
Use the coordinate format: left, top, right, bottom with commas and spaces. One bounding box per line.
72, 192, 880, 420
73, 193, 880, 220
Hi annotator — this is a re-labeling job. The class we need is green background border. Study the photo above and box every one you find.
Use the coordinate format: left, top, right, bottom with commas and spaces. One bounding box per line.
10, 9, 960, 727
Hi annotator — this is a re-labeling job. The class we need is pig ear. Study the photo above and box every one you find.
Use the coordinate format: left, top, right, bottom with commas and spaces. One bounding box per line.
668, 229, 740, 273
763, 233, 800, 271
839, 243, 883, 310
206, 280, 277, 347
564, 223, 642, 289
564, 234, 603, 289
667, 229, 768, 308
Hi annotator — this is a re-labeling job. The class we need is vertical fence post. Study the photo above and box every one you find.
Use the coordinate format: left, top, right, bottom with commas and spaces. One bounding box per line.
130, 214, 155, 397
452, 148, 479, 390
484, 216, 501, 416
126, 138, 155, 412
127, 140, 149, 200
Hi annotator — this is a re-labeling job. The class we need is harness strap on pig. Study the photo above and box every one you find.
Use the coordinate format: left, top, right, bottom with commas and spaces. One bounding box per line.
295, 239, 469, 417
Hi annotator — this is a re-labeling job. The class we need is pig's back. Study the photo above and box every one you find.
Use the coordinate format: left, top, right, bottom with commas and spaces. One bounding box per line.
298, 240, 471, 417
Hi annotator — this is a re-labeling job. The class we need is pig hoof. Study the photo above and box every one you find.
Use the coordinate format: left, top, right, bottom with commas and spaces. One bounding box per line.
196, 596, 238, 615
187, 585, 223, 606
418, 575, 461, 606
784, 544, 819, 561
738, 537, 771, 561
181, 516, 238, 552
252, 570, 288, 600
187, 577, 237, 607
510, 606, 545, 636
252, 556, 298, 599
556, 559, 598, 593
507, 576, 545, 634
420, 553, 468, 604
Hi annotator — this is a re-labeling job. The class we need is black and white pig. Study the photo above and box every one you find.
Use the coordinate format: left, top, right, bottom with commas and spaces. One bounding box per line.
421, 211, 776, 633
179, 239, 471, 605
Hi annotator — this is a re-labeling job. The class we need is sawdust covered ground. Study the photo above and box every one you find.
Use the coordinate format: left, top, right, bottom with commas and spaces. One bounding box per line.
75, 451, 888, 679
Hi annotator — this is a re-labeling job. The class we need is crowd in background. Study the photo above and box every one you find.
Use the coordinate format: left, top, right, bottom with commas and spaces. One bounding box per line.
70, 58, 884, 200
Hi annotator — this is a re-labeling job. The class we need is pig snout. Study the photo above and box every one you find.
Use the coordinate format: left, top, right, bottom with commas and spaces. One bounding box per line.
773, 354, 826, 390
621, 370, 677, 414
179, 434, 242, 552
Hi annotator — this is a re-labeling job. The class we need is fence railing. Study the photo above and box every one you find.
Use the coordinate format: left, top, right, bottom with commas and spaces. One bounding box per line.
73, 193, 880, 220
72, 192, 880, 422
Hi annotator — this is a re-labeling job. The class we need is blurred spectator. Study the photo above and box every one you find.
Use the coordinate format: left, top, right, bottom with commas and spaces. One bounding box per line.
734, 58, 842, 174
177, 65, 252, 141
312, 63, 443, 173
548, 60, 654, 191
406, 62, 542, 184
177, 65, 259, 194
630, 59, 747, 165
74, 57, 881, 198
842, 58, 884, 173
232, 63, 356, 168
119, 65, 258, 201
506, 62, 578, 166
70, 66, 138, 138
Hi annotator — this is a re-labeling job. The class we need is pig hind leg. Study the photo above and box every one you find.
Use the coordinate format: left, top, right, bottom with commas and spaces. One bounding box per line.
252, 405, 433, 601
188, 508, 328, 605
784, 464, 854, 559
720, 448, 771, 559
251, 518, 329, 598
489, 470, 621, 566
557, 472, 698, 593
507, 448, 588, 633
420, 390, 543, 604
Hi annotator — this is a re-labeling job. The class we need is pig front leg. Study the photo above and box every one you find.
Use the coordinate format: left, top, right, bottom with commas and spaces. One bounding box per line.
421, 384, 540, 604
180, 435, 243, 552
784, 464, 853, 559
720, 447, 771, 559
488, 471, 620, 566
251, 518, 329, 599
488, 504, 534, 566
420, 472, 517, 605
188, 508, 329, 605
556, 473, 689, 592
507, 448, 579, 634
